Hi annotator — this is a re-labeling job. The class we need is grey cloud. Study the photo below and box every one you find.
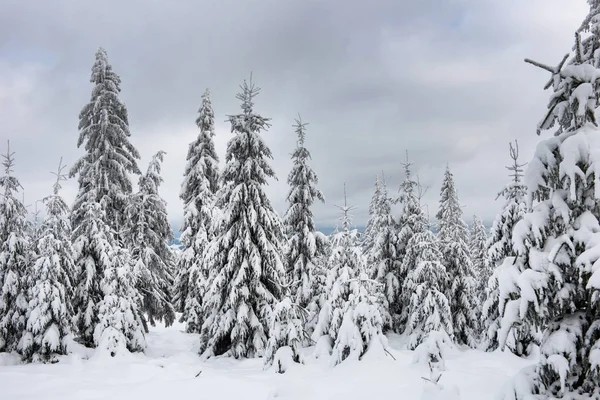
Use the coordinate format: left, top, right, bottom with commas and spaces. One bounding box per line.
0, 0, 591, 232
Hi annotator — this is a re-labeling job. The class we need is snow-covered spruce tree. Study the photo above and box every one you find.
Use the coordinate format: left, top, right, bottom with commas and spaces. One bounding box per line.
70, 47, 140, 236
73, 201, 145, 352
313, 188, 388, 365
70, 48, 141, 346
283, 116, 326, 330
0, 143, 32, 352
469, 215, 488, 302
499, 5, 600, 396
435, 166, 478, 347
94, 241, 145, 355
19, 159, 75, 362
364, 174, 397, 331
264, 295, 306, 373
127, 151, 176, 330
71, 202, 112, 346
482, 140, 529, 353
198, 77, 286, 359
173, 88, 220, 334
395, 154, 429, 332
401, 225, 453, 349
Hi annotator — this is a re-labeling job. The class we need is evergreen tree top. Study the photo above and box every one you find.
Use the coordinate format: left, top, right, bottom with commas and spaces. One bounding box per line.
49, 157, 68, 196
196, 89, 215, 137
224, 75, 274, 186
234, 73, 263, 117
1, 141, 21, 197
335, 183, 356, 234
293, 115, 308, 148
91, 47, 120, 87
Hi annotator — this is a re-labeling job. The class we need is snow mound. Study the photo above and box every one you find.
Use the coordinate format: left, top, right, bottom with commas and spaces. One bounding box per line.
91, 327, 132, 360
313, 334, 332, 360
268, 346, 302, 374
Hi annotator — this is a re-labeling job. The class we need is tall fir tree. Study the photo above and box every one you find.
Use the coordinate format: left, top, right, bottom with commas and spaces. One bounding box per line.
395, 154, 429, 332
20, 159, 74, 362
283, 116, 326, 324
69, 48, 141, 345
70, 47, 140, 235
500, 2, 600, 396
402, 229, 454, 350
198, 77, 286, 359
174, 88, 220, 334
482, 140, 529, 353
364, 174, 397, 331
127, 151, 176, 330
435, 166, 478, 347
0, 143, 32, 352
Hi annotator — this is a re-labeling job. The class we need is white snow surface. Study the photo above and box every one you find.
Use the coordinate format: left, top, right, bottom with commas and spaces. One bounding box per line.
0, 319, 535, 399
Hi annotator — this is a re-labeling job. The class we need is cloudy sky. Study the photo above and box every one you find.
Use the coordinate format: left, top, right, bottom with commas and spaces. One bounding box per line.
0, 0, 590, 232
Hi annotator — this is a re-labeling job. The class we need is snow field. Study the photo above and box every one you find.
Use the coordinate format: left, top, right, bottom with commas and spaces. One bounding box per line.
0, 321, 535, 400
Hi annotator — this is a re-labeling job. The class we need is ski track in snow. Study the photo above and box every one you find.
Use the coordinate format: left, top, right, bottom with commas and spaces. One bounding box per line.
0, 322, 535, 400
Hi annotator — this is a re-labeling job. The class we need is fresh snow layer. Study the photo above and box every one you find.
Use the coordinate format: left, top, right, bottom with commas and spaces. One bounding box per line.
0, 321, 535, 400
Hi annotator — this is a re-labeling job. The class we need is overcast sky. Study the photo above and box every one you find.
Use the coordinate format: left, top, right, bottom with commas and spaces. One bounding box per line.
0, 0, 590, 232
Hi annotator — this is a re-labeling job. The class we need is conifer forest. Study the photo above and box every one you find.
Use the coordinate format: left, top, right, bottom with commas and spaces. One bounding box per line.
2, 1, 600, 399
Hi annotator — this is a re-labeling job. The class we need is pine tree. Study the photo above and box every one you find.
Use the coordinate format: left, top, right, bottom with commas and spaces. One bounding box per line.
482, 140, 529, 353
402, 229, 453, 350
70, 47, 140, 236
19, 159, 74, 362
469, 215, 488, 302
499, 3, 600, 395
283, 116, 326, 330
174, 88, 220, 334
395, 154, 429, 331
127, 151, 176, 330
313, 187, 388, 365
0, 143, 32, 352
364, 174, 397, 331
435, 166, 478, 347
198, 76, 286, 359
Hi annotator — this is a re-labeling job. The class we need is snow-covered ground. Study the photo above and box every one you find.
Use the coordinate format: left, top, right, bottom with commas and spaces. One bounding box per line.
0, 320, 535, 400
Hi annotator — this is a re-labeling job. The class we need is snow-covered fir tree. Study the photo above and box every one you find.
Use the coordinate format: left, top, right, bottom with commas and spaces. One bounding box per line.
313, 187, 388, 365
435, 166, 478, 347
482, 140, 529, 353
264, 295, 306, 373
395, 154, 429, 332
283, 116, 326, 331
94, 242, 145, 355
198, 77, 286, 358
70, 47, 140, 236
402, 229, 453, 350
364, 174, 397, 330
469, 215, 488, 302
69, 48, 141, 346
500, 3, 600, 395
127, 151, 175, 330
20, 159, 74, 362
0, 143, 32, 352
174, 88, 220, 334
71, 202, 112, 346
73, 201, 145, 355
